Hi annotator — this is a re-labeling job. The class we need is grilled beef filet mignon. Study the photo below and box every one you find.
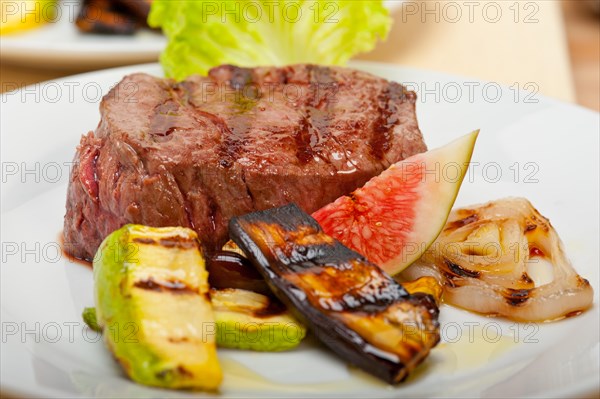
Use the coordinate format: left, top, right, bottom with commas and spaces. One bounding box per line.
63, 65, 426, 261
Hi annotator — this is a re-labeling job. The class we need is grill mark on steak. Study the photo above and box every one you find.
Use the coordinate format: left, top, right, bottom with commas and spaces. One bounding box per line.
184, 67, 261, 169
293, 66, 336, 165
370, 82, 404, 160
307, 66, 360, 173
240, 169, 255, 208
294, 116, 318, 164
219, 68, 261, 168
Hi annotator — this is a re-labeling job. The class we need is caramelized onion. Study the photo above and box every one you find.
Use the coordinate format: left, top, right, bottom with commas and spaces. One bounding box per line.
402, 198, 594, 321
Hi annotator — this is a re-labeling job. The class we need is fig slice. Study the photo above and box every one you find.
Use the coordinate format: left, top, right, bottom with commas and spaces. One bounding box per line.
229, 204, 440, 384
313, 130, 479, 275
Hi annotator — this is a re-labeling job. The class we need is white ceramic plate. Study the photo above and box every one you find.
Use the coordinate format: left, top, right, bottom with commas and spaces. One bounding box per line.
1, 61, 599, 398
0, 1, 402, 69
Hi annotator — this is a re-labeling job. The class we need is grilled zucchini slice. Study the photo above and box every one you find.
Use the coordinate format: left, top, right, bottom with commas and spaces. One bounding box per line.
84, 288, 307, 353
211, 288, 306, 351
93, 225, 222, 390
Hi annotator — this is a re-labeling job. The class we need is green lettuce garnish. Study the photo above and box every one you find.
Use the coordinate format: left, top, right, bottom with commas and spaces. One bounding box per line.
149, 0, 391, 80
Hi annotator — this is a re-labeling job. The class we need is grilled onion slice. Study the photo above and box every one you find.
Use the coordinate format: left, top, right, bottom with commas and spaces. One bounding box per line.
402, 198, 594, 322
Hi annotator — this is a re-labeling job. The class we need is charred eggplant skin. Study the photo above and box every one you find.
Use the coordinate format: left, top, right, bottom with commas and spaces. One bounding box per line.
206, 251, 271, 295
229, 204, 440, 384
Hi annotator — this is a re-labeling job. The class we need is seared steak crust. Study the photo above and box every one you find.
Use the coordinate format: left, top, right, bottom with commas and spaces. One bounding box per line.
64, 64, 426, 261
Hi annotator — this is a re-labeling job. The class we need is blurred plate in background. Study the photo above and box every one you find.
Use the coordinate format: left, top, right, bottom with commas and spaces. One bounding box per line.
0, 1, 165, 69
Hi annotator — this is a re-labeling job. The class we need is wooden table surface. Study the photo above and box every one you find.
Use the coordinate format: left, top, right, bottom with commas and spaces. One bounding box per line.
359, 0, 576, 102
1, 0, 582, 106
562, 0, 600, 111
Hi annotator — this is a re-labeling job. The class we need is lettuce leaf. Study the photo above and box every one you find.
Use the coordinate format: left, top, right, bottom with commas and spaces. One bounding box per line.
149, 0, 391, 80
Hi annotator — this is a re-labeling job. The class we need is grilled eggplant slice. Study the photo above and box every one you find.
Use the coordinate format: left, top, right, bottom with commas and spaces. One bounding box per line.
229, 204, 440, 384
211, 288, 306, 351
94, 225, 222, 390
206, 251, 271, 295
